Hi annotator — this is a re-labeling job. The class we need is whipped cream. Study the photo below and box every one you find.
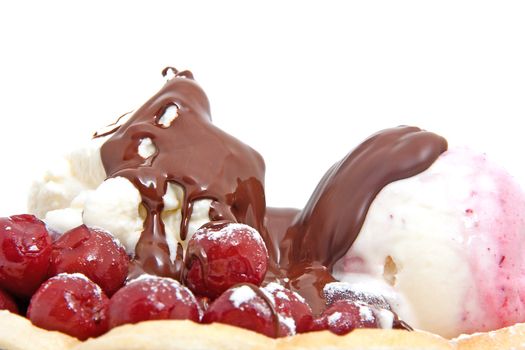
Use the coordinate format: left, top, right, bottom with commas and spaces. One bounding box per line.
28, 138, 212, 258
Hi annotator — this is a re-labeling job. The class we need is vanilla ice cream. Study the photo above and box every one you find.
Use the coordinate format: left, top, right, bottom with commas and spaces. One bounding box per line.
334, 147, 525, 338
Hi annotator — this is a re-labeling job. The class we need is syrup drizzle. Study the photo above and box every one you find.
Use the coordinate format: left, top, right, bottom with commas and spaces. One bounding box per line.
235, 283, 284, 337
99, 68, 448, 319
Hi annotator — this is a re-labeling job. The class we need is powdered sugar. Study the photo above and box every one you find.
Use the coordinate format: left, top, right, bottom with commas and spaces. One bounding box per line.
359, 304, 374, 322
92, 226, 127, 252
229, 285, 257, 308
376, 308, 395, 329
52, 273, 103, 299
323, 281, 390, 310
196, 223, 266, 248
263, 283, 291, 303
327, 311, 342, 326
126, 274, 197, 305
64, 291, 78, 312
276, 290, 290, 301
263, 282, 284, 294
56, 272, 90, 282
278, 314, 296, 335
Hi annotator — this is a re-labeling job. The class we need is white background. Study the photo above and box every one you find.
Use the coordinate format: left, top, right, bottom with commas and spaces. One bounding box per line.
0, 1, 524, 216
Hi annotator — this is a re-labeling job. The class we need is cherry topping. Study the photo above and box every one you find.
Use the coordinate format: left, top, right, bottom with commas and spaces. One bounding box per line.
27, 273, 109, 340
322, 282, 412, 332
0, 287, 18, 314
323, 281, 392, 310
263, 282, 314, 333
49, 225, 129, 296
314, 300, 379, 335
202, 284, 293, 338
108, 275, 201, 329
184, 221, 268, 299
0, 214, 52, 297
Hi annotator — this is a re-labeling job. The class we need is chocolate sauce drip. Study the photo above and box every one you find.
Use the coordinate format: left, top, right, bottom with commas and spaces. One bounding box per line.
182, 221, 221, 289
99, 68, 447, 327
235, 283, 283, 338
279, 126, 447, 313
100, 69, 268, 278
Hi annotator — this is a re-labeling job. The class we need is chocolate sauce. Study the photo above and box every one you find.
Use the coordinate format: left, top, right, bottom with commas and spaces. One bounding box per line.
100, 68, 270, 278
99, 68, 447, 323
265, 207, 300, 249
235, 283, 284, 338
279, 126, 448, 313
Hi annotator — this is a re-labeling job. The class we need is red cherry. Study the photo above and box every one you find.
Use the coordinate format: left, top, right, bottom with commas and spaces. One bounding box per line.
27, 273, 109, 340
323, 281, 392, 310
49, 225, 129, 296
202, 284, 293, 338
315, 300, 379, 335
108, 275, 201, 329
321, 281, 412, 331
0, 287, 18, 314
263, 282, 313, 333
0, 214, 52, 297
184, 221, 268, 299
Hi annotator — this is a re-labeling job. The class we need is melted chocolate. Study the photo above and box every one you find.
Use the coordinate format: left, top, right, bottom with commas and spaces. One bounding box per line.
99, 68, 447, 322
235, 283, 284, 337
100, 68, 269, 278
279, 126, 448, 313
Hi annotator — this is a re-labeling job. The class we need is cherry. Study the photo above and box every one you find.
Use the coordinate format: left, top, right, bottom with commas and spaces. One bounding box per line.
0, 214, 52, 297
263, 282, 314, 333
323, 281, 392, 309
202, 284, 293, 338
184, 221, 268, 299
49, 225, 129, 296
0, 287, 18, 314
108, 275, 201, 329
27, 273, 109, 340
314, 300, 379, 335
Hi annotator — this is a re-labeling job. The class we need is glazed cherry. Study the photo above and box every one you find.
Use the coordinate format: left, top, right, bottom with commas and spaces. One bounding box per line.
202, 284, 293, 338
27, 273, 109, 340
313, 300, 379, 335
108, 275, 201, 329
263, 282, 314, 333
0, 287, 18, 314
184, 221, 268, 299
0, 214, 52, 297
49, 225, 129, 296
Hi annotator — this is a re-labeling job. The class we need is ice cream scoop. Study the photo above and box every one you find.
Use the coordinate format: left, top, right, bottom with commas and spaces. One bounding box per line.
333, 147, 525, 338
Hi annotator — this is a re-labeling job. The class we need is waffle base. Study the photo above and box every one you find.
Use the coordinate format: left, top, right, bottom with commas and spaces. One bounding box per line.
1, 310, 524, 350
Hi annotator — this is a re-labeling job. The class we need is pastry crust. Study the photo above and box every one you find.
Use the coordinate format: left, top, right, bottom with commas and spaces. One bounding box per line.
0, 310, 79, 350
1, 310, 524, 350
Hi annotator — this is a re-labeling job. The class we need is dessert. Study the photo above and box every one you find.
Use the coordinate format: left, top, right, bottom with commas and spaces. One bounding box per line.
1, 67, 525, 349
